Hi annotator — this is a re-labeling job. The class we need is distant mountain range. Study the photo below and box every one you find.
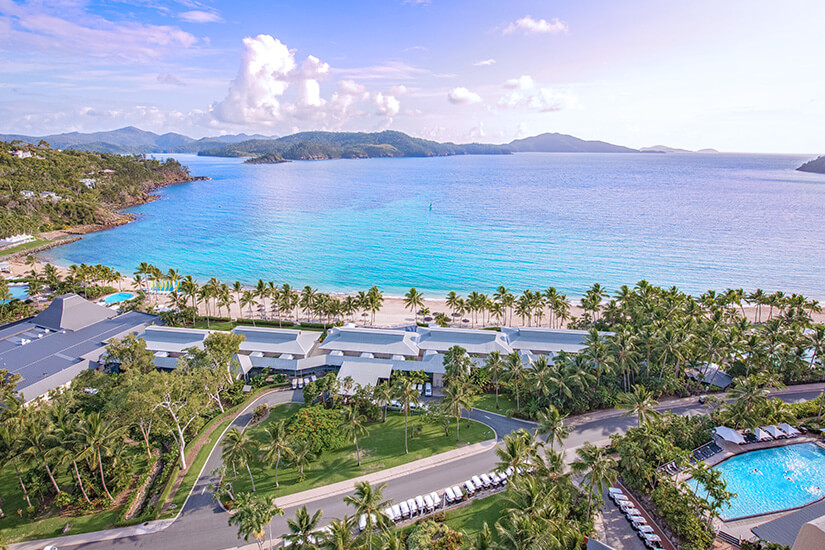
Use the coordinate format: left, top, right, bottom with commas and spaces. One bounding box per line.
640, 145, 720, 154
0, 126, 718, 160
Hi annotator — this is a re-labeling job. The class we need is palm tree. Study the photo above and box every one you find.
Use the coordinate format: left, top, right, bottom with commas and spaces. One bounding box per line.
403, 288, 424, 324
75, 411, 126, 501
343, 481, 391, 549
494, 429, 535, 476
372, 383, 392, 422
241, 290, 257, 326
392, 378, 420, 454
572, 442, 618, 517
323, 516, 357, 550
291, 439, 316, 482
536, 405, 569, 450
180, 275, 199, 327
617, 385, 661, 427
441, 382, 474, 441
484, 351, 505, 410
0, 424, 32, 507
229, 492, 282, 550
341, 406, 369, 467
284, 506, 323, 549
222, 428, 259, 492
258, 421, 294, 488
504, 351, 525, 412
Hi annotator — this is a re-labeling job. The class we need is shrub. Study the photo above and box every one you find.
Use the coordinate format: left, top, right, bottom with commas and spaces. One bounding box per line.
285, 405, 347, 454
650, 481, 714, 550
406, 520, 462, 550
251, 404, 268, 424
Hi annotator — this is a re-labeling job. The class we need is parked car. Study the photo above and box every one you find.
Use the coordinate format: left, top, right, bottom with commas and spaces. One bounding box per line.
415, 495, 426, 512
423, 494, 434, 511
297, 378, 304, 389
382, 507, 394, 521
310, 374, 317, 382
429, 492, 440, 509
452, 485, 463, 501
407, 498, 418, 516
445, 487, 456, 503
464, 480, 476, 495
489, 472, 502, 486
479, 473, 492, 488
471, 475, 484, 489
424, 382, 432, 396
391, 504, 402, 520
399, 500, 410, 518
358, 513, 376, 532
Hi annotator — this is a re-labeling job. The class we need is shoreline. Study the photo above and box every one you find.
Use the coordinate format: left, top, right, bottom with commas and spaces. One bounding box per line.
6, 256, 825, 327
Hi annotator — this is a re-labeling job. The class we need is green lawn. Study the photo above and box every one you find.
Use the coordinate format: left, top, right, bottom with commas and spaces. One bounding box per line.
0, 237, 49, 257
443, 493, 508, 545
192, 319, 326, 332
473, 393, 518, 415
231, 405, 495, 499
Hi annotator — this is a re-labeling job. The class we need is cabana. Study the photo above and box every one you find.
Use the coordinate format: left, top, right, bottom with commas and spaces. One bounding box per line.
778, 423, 802, 437
763, 425, 786, 439
715, 426, 746, 445
753, 427, 773, 441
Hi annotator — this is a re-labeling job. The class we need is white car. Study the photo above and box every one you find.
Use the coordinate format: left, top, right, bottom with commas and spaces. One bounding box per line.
637, 525, 655, 535
429, 492, 440, 508
424, 382, 432, 396
416, 383, 423, 394
399, 500, 410, 518
415, 495, 426, 511
471, 475, 484, 489
382, 507, 394, 521
297, 378, 304, 389
489, 472, 502, 486
291, 378, 298, 389
391, 504, 402, 520
452, 485, 463, 501
423, 494, 434, 511
479, 473, 492, 488
358, 513, 376, 532
464, 480, 475, 495
445, 487, 456, 503
407, 498, 418, 516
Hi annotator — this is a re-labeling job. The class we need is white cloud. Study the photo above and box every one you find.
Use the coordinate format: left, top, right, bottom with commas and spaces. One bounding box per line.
0, 0, 198, 62
503, 15, 568, 35
473, 59, 496, 67
503, 75, 535, 90
179, 10, 222, 24
499, 85, 576, 112
374, 92, 400, 116
157, 73, 185, 86
448, 87, 482, 105
211, 34, 401, 129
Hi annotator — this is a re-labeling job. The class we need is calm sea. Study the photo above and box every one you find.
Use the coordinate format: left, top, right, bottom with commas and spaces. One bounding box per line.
43, 152, 825, 298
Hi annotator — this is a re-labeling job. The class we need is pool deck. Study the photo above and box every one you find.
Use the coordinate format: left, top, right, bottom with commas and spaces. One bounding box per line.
703, 435, 825, 546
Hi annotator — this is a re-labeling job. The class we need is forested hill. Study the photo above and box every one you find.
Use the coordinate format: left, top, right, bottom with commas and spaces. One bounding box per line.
797, 156, 825, 174
0, 142, 200, 237
199, 130, 510, 160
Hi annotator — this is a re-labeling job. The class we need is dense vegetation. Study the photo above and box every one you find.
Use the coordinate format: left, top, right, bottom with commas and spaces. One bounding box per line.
199, 130, 510, 160
243, 152, 288, 164
0, 142, 194, 237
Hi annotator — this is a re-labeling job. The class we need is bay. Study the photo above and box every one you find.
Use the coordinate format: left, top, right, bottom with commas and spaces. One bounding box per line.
43, 152, 825, 298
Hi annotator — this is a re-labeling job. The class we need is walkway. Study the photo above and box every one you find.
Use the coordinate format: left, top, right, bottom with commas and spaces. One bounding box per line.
11, 384, 823, 550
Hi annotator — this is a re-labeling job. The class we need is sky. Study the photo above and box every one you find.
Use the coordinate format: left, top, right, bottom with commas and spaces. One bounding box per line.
0, 0, 823, 153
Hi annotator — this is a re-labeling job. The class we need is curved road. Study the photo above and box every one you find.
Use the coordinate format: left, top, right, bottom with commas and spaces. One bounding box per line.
36, 385, 824, 550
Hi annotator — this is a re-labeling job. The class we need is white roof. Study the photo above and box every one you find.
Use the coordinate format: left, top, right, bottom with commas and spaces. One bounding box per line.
715, 426, 745, 444
337, 359, 393, 394
502, 327, 611, 354
416, 327, 511, 355
231, 326, 319, 356
139, 326, 211, 354
320, 327, 419, 357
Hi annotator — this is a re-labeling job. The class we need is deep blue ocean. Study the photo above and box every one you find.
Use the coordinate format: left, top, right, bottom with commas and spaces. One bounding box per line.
43, 152, 825, 298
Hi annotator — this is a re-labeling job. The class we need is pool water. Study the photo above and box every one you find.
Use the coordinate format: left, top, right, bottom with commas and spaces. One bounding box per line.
103, 292, 135, 305
691, 443, 825, 519
1, 285, 29, 303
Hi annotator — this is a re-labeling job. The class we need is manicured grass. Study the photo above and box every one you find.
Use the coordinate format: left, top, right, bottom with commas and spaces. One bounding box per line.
473, 393, 518, 415
443, 493, 508, 543
0, 237, 49, 257
232, 405, 495, 499
191, 319, 326, 332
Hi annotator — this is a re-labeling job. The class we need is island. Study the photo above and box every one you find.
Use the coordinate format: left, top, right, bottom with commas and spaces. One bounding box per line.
243, 152, 289, 164
797, 156, 825, 174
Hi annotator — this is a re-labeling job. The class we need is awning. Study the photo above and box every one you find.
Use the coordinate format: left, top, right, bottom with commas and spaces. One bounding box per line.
715, 426, 745, 444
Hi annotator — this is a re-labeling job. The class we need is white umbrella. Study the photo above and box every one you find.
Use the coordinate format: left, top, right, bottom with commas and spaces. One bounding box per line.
753, 427, 772, 441
763, 425, 785, 439
715, 426, 746, 444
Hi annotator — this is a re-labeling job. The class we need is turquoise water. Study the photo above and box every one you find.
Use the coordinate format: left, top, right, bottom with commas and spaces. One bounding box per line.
103, 292, 135, 304
42, 153, 825, 297
2, 286, 28, 303
691, 443, 825, 519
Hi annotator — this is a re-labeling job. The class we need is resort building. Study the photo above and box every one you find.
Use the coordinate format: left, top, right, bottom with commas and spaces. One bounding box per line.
231, 326, 319, 359
9, 149, 32, 159
320, 326, 420, 359
137, 325, 212, 370
336, 359, 393, 395
0, 294, 157, 402
416, 326, 512, 357
502, 326, 609, 356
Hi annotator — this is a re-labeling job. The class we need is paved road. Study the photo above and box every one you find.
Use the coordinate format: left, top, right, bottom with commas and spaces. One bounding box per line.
50, 385, 823, 550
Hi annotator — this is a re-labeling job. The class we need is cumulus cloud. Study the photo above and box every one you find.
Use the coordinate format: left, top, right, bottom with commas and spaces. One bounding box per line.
0, 1, 198, 62
179, 10, 222, 24
211, 34, 402, 129
473, 58, 496, 67
503, 15, 568, 35
503, 75, 535, 90
448, 87, 482, 105
499, 85, 575, 112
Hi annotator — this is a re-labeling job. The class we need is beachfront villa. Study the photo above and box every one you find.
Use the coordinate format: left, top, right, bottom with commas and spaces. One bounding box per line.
0, 294, 157, 402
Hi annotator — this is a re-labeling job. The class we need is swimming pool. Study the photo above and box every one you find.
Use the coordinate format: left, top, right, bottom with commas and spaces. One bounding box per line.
1, 285, 29, 303
103, 292, 135, 305
691, 443, 825, 519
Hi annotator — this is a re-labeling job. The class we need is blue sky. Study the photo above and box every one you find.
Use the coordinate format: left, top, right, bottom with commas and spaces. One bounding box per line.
0, 0, 823, 152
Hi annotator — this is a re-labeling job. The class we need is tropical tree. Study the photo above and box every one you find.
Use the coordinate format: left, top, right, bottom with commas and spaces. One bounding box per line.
258, 420, 294, 488
75, 411, 126, 501
536, 405, 570, 450
222, 428, 259, 492
403, 287, 424, 324
504, 351, 525, 412
617, 385, 661, 427
441, 382, 474, 441
284, 506, 323, 549
341, 406, 369, 467
291, 439, 316, 482
343, 481, 391, 549
229, 492, 282, 550
572, 442, 618, 516
484, 351, 505, 410
391, 377, 420, 454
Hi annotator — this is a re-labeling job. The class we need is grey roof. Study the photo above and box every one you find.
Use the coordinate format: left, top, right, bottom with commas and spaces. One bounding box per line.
320, 327, 420, 357
231, 326, 319, 356
416, 327, 511, 355
688, 364, 733, 389
33, 293, 116, 331
0, 297, 157, 402
139, 326, 212, 354
337, 359, 393, 393
753, 498, 825, 547
502, 327, 609, 354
